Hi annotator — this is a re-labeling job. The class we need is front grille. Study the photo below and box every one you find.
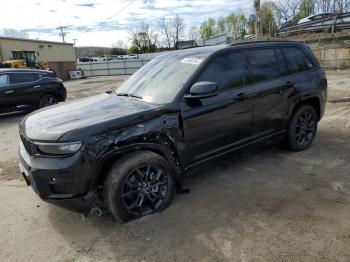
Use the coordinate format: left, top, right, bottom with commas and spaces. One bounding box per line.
21, 135, 38, 156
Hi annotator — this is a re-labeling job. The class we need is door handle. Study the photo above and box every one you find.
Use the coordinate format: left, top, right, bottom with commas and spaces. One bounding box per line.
4, 90, 14, 94
33, 85, 41, 88
284, 81, 295, 88
235, 93, 246, 101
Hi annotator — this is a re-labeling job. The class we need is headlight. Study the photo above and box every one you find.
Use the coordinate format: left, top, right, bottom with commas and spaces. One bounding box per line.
35, 141, 82, 155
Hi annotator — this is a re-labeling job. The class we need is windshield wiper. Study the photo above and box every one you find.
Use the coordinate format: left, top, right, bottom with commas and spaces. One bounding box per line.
116, 93, 142, 99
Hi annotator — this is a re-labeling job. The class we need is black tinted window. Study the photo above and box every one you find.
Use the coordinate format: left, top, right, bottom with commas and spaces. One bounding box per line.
197, 52, 246, 91
0, 74, 9, 88
246, 49, 280, 83
10, 73, 39, 84
275, 49, 289, 76
283, 47, 314, 74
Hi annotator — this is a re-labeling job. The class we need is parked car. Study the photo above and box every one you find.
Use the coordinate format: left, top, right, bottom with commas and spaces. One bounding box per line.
78, 57, 93, 63
298, 12, 335, 24
0, 69, 66, 114
19, 41, 327, 222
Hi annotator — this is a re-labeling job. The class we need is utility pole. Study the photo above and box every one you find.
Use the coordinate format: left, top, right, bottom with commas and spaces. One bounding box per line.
73, 38, 78, 58
254, 0, 261, 40
56, 26, 67, 43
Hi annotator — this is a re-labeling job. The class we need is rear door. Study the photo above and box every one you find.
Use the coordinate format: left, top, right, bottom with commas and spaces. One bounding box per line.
181, 51, 254, 164
281, 46, 321, 111
245, 48, 292, 140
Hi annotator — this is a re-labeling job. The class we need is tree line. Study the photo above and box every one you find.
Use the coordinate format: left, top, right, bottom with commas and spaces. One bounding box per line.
122, 0, 350, 54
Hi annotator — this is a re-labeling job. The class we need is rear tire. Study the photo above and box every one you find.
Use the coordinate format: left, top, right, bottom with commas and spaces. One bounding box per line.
104, 151, 175, 223
286, 105, 318, 151
39, 94, 58, 108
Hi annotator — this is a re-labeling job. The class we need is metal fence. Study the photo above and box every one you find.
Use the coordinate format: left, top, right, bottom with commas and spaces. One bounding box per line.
278, 12, 350, 36
76, 59, 152, 77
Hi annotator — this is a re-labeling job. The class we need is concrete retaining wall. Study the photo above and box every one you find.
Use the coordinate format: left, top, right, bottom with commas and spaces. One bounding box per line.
312, 48, 350, 68
307, 35, 350, 68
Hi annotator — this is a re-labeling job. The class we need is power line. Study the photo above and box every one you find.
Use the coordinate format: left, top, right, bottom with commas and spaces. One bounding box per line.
107, 0, 138, 20
56, 26, 67, 42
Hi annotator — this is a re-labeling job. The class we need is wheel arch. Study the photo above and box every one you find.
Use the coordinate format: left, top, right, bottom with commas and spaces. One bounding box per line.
92, 141, 182, 189
290, 96, 321, 121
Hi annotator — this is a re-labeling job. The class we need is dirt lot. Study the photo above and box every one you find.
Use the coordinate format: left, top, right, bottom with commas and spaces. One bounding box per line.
0, 71, 350, 262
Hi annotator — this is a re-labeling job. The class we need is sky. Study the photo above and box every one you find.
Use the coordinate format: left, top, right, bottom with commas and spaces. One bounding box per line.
0, 0, 252, 47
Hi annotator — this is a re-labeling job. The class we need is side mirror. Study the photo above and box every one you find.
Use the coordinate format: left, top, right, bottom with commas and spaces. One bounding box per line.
184, 81, 218, 99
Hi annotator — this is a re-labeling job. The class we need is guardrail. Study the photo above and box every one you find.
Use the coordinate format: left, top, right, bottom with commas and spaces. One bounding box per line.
278, 12, 350, 36
76, 59, 152, 77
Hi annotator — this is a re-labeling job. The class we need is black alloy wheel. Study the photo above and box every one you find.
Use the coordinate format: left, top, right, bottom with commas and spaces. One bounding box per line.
104, 151, 174, 222
287, 105, 318, 151
121, 164, 168, 216
294, 110, 317, 146
39, 94, 58, 108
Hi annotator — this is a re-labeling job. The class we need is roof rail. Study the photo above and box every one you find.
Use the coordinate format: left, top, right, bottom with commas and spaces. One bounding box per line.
230, 40, 299, 46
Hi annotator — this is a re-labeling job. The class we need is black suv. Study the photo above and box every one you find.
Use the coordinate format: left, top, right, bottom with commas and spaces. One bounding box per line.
19, 41, 327, 222
0, 69, 66, 114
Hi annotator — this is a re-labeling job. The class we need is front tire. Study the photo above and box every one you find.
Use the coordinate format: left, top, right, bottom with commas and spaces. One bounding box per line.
39, 94, 58, 108
286, 105, 318, 151
104, 151, 175, 222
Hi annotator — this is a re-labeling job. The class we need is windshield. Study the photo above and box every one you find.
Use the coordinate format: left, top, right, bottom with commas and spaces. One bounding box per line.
116, 52, 206, 104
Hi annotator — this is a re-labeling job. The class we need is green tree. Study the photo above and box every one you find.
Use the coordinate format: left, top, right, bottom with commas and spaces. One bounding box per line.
294, 0, 314, 21
261, 1, 277, 36
247, 14, 256, 35
216, 17, 226, 34
128, 45, 141, 54
199, 17, 216, 38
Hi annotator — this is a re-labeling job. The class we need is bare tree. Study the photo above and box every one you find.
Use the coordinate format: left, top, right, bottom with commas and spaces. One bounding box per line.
187, 26, 199, 40
173, 13, 185, 49
159, 14, 185, 49
129, 23, 159, 53
159, 17, 172, 49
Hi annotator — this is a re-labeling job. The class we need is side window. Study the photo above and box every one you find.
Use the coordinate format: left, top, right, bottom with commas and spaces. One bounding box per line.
197, 52, 247, 91
0, 74, 10, 88
275, 49, 289, 76
282, 47, 314, 74
10, 73, 39, 85
246, 48, 281, 83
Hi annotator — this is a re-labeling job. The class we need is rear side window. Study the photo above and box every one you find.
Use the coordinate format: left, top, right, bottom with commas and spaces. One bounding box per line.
0, 74, 9, 87
197, 52, 247, 91
282, 47, 314, 74
246, 49, 281, 83
10, 73, 39, 84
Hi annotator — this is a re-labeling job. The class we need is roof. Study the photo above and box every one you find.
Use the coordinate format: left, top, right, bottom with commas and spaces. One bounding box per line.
159, 40, 304, 59
0, 68, 54, 74
230, 40, 303, 47
0, 36, 73, 46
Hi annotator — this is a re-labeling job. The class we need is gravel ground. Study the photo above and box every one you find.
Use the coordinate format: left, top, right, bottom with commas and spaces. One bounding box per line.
0, 71, 350, 262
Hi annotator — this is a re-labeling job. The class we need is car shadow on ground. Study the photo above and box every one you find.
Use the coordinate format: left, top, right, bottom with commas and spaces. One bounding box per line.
40, 127, 350, 260
0, 111, 30, 123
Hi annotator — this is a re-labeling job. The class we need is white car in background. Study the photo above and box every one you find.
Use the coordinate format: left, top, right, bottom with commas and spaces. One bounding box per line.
298, 12, 335, 24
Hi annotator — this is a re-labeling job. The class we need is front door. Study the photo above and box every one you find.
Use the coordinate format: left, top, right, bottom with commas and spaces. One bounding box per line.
180, 51, 254, 165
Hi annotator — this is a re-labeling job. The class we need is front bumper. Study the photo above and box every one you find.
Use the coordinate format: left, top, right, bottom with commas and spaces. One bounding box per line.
19, 141, 96, 213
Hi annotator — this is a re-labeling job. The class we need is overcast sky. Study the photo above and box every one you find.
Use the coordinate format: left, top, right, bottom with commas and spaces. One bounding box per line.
0, 0, 252, 47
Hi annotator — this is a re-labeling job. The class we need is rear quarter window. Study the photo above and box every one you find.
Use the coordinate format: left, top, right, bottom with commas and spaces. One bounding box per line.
282, 47, 315, 74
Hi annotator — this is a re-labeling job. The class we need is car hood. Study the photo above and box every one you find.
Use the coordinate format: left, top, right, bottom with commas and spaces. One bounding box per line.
22, 93, 162, 141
